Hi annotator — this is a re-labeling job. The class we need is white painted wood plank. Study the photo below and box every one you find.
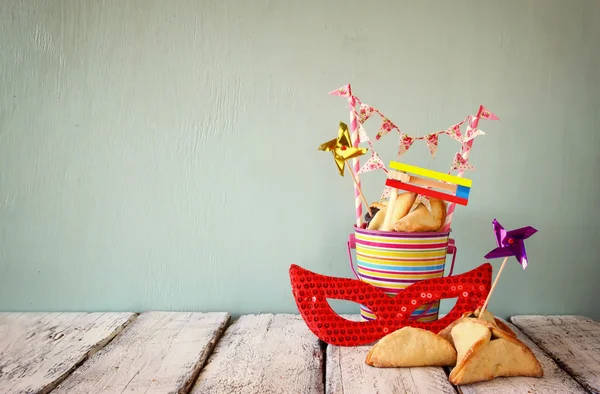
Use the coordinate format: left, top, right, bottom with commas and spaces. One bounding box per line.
510, 315, 600, 394
52, 311, 230, 394
191, 314, 324, 394
0, 312, 136, 394
456, 318, 587, 394
326, 345, 457, 394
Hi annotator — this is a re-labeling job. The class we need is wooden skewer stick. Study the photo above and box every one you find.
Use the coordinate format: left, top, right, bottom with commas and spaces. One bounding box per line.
347, 165, 372, 217
381, 171, 401, 231
479, 256, 509, 317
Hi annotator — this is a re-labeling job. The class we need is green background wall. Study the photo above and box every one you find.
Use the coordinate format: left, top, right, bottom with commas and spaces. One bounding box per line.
1, 0, 599, 320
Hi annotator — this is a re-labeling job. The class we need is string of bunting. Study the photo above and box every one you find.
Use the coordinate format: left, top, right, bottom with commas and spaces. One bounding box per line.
329, 85, 498, 208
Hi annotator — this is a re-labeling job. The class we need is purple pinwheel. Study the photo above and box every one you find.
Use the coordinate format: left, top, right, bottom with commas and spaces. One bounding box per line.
484, 218, 537, 269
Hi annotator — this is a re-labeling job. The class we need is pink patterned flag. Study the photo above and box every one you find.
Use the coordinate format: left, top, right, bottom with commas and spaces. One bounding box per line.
460, 141, 473, 155
375, 117, 397, 140
424, 133, 439, 158
358, 124, 370, 143
358, 103, 378, 123
397, 133, 415, 156
463, 127, 485, 143
357, 151, 387, 175
445, 121, 465, 143
328, 85, 351, 97
380, 185, 391, 200
479, 106, 499, 120
451, 152, 475, 172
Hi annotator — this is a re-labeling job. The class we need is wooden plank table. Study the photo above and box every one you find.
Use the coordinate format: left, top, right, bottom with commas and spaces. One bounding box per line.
0, 312, 136, 394
510, 315, 600, 394
325, 316, 588, 394
326, 345, 456, 394
0, 312, 598, 394
325, 314, 456, 394
191, 313, 324, 394
51, 312, 230, 393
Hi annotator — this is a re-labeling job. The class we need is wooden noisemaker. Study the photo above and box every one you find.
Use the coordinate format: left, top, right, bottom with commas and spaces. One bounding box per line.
384, 161, 473, 207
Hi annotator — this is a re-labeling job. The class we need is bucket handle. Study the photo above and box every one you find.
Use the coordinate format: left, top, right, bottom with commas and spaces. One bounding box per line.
347, 233, 359, 279
446, 238, 457, 277
347, 233, 458, 320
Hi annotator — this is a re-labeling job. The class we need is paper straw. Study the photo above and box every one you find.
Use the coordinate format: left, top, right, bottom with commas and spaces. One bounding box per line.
441, 145, 472, 231
441, 108, 482, 231
348, 90, 363, 227
348, 165, 371, 215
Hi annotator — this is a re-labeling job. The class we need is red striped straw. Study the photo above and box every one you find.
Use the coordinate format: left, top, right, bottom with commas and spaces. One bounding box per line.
348, 87, 363, 227
441, 107, 483, 232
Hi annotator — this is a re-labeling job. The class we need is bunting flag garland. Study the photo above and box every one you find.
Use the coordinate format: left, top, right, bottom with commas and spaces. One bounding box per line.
329, 85, 499, 209
442, 105, 499, 232
376, 117, 398, 140
358, 102, 378, 123
329, 85, 351, 98
424, 133, 439, 158
356, 150, 388, 175
463, 127, 485, 143
479, 106, 500, 120
380, 185, 391, 201
337, 89, 492, 161
397, 133, 415, 156
451, 152, 476, 172
358, 123, 370, 144
455, 141, 475, 169
356, 122, 388, 175
462, 115, 486, 143
446, 121, 465, 143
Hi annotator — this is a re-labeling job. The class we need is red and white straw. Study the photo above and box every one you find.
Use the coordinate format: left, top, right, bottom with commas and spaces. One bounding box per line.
348, 91, 363, 227
441, 109, 483, 232
441, 149, 472, 231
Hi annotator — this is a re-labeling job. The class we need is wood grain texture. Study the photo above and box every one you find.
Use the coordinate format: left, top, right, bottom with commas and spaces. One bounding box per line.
52, 312, 230, 394
191, 314, 324, 394
0, 312, 136, 394
510, 315, 600, 394
456, 318, 587, 394
326, 345, 457, 394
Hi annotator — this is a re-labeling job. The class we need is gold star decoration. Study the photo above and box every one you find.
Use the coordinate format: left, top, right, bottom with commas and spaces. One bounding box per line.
318, 122, 368, 176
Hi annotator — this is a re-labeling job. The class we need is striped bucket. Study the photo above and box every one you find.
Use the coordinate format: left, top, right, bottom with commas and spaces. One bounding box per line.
347, 226, 457, 322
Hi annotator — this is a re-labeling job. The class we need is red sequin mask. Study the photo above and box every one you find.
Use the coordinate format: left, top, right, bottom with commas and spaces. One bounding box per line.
289, 263, 492, 346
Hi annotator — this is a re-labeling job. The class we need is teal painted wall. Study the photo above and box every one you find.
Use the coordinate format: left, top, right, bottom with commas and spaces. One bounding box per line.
1, 0, 599, 320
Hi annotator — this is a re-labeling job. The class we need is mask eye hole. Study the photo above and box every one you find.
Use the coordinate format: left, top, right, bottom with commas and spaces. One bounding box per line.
407, 295, 460, 321
325, 298, 370, 322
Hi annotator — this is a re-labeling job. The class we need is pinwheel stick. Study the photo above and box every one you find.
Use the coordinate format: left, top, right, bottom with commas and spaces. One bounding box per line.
479, 256, 509, 316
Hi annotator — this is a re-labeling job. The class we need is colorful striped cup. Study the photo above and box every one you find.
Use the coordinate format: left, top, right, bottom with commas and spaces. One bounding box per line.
347, 226, 457, 322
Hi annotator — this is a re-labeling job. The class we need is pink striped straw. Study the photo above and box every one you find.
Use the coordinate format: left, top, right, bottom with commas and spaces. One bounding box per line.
348, 87, 363, 227
441, 107, 483, 232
